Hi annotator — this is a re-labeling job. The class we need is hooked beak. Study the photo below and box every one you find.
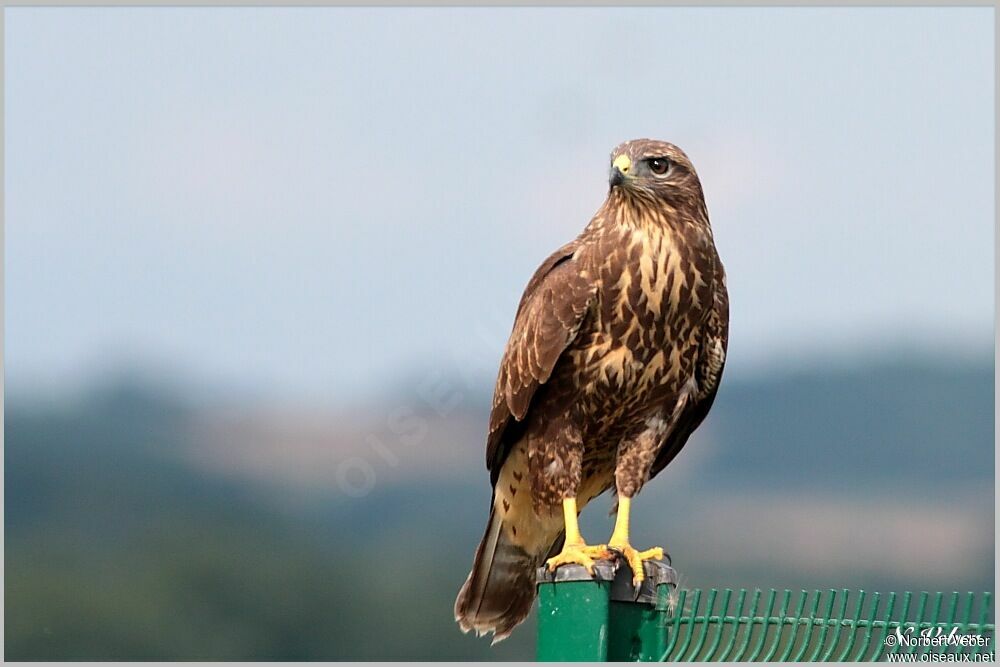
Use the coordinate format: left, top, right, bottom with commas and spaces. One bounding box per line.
609, 154, 631, 189
610, 167, 625, 188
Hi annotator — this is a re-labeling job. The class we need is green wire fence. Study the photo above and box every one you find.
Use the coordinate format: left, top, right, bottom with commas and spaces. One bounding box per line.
536, 562, 995, 662
662, 588, 994, 662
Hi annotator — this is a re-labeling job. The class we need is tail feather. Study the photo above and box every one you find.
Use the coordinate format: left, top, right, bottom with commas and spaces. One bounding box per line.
454, 506, 561, 643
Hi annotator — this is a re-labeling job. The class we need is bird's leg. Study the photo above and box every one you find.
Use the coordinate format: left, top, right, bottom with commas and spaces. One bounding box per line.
608, 495, 664, 586
545, 497, 611, 575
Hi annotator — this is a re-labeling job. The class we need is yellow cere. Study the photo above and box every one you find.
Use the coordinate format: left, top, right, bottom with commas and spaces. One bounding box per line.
612, 154, 632, 174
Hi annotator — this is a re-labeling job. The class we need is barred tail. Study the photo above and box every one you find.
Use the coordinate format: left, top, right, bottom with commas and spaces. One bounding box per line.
454, 505, 563, 643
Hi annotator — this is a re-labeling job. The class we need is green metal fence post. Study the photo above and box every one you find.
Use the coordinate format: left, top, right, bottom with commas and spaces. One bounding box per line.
536, 560, 678, 662
608, 561, 677, 662
537, 561, 615, 661
608, 561, 678, 661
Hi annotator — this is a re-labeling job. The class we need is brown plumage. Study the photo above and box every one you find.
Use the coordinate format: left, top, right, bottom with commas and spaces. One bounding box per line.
455, 139, 729, 642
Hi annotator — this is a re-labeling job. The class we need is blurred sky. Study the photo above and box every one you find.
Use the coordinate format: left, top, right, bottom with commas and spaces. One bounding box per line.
5, 7, 994, 404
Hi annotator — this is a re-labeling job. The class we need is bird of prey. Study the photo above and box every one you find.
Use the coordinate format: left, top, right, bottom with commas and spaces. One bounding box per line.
454, 139, 729, 642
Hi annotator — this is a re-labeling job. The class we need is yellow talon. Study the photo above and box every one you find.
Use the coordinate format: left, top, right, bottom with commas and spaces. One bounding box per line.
607, 495, 665, 586
546, 497, 611, 575
609, 542, 664, 585
546, 542, 612, 575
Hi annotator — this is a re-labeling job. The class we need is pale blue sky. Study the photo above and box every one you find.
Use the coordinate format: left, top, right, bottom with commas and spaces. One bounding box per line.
5, 7, 994, 402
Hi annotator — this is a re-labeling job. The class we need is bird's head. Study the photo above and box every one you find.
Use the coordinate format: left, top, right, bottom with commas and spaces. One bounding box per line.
607, 139, 704, 209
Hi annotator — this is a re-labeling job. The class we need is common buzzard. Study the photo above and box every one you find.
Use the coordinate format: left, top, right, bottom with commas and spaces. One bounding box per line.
455, 139, 729, 642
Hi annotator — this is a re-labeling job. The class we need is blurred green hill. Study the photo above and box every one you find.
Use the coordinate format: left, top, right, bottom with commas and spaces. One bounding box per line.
4, 358, 994, 660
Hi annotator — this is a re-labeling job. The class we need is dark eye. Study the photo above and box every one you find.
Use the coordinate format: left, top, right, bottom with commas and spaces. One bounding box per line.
648, 158, 670, 176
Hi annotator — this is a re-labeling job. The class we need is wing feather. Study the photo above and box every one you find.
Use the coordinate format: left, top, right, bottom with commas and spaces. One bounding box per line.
485, 241, 596, 483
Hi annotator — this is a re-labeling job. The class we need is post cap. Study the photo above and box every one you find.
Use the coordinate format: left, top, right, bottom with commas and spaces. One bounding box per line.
536, 558, 678, 605
536, 560, 618, 584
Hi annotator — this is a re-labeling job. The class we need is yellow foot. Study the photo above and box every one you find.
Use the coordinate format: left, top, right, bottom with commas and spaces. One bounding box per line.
609, 542, 665, 586
545, 541, 612, 575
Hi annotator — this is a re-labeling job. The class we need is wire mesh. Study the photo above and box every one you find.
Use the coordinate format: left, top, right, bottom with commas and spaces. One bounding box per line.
660, 589, 995, 661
